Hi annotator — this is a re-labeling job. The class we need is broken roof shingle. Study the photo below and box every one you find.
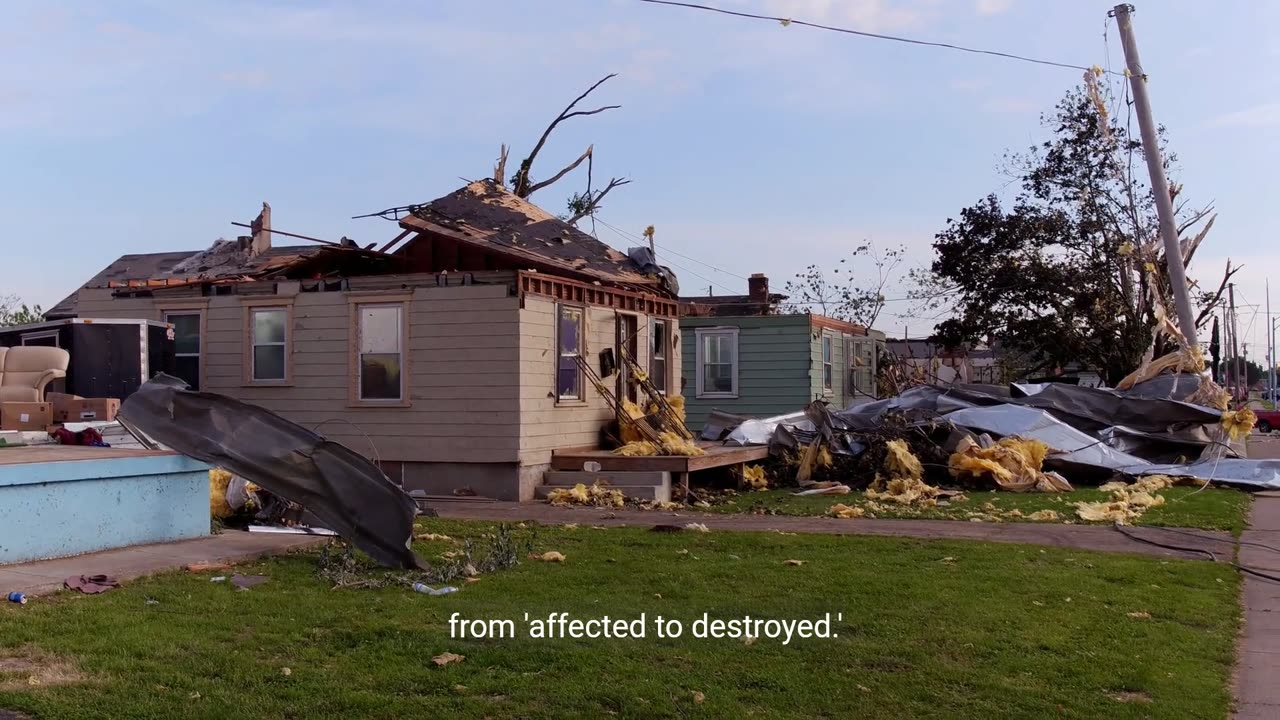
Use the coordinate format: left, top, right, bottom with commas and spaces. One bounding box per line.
399, 180, 664, 291
46, 245, 328, 319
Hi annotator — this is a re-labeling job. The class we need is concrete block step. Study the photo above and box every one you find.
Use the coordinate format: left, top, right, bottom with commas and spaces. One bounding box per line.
535, 483, 670, 503
543, 470, 670, 488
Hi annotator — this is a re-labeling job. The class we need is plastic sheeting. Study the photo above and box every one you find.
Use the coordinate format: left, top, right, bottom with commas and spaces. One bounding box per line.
119, 374, 423, 569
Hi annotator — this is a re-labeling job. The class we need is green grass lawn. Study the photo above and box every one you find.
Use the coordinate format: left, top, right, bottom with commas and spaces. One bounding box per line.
0, 521, 1240, 719
702, 486, 1253, 534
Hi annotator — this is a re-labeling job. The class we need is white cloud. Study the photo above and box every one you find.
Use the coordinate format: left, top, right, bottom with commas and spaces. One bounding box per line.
1211, 102, 1280, 128
975, 0, 1014, 16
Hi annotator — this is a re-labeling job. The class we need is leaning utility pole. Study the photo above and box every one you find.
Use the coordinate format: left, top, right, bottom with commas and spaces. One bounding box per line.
1112, 4, 1199, 349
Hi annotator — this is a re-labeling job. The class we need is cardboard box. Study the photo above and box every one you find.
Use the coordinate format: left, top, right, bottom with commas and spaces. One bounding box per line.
1, 402, 52, 432
62, 398, 121, 423
48, 392, 84, 423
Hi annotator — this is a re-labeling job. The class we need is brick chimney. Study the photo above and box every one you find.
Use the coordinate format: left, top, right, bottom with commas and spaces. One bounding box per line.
249, 202, 271, 257
748, 273, 769, 304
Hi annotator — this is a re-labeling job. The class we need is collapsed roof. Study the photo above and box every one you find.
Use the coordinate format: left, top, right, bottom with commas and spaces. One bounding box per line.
396, 180, 678, 296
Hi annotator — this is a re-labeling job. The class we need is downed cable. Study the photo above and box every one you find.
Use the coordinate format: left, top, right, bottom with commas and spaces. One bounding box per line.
1111, 523, 1280, 584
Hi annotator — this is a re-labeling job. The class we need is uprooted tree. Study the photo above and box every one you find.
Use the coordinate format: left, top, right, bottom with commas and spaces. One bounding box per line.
783, 242, 904, 329
917, 74, 1234, 386
491, 74, 629, 227
0, 294, 43, 327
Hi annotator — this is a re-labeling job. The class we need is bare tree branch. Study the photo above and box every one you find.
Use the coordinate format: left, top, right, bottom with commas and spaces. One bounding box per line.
493, 144, 509, 187
526, 145, 593, 196
1195, 259, 1240, 327
513, 73, 619, 198
566, 177, 630, 226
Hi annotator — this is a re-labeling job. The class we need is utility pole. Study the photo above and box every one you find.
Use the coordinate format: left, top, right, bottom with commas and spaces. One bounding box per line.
1270, 280, 1275, 398
1229, 283, 1241, 404
1112, 4, 1199, 349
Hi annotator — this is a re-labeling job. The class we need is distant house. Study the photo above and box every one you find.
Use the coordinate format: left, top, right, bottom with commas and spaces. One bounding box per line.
679, 274, 885, 431
884, 338, 1104, 388
48, 180, 680, 501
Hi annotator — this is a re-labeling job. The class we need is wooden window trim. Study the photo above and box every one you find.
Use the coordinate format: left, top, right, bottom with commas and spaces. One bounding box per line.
694, 326, 739, 399
241, 297, 294, 387
555, 303, 588, 406
821, 332, 835, 395
158, 301, 208, 391
648, 317, 671, 396
348, 292, 412, 408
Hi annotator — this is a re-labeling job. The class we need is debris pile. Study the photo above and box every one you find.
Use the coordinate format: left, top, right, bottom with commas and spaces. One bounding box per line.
546, 481, 625, 508
742, 464, 768, 491
1073, 475, 1184, 523
864, 440, 943, 507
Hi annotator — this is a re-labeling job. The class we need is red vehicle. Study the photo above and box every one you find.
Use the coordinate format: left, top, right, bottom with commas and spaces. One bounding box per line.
1256, 409, 1280, 434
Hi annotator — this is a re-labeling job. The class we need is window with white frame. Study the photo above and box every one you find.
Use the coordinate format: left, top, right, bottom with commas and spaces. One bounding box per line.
164, 311, 202, 390
822, 334, 833, 392
250, 308, 288, 382
556, 305, 585, 401
649, 317, 669, 395
696, 327, 738, 398
357, 304, 404, 401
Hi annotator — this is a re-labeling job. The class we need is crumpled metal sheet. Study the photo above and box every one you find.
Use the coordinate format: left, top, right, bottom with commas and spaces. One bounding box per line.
119, 374, 423, 569
725, 411, 812, 446
1122, 459, 1280, 485
941, 404, 1149, 471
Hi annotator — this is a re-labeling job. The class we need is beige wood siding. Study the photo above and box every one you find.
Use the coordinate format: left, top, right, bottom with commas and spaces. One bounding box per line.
517, 295, 680, 466
75, 283, 524, 464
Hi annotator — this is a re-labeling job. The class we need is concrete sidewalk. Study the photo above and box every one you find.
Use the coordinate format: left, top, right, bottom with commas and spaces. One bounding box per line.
1234, 491, 1280, 719
0, 530, 329, 597
428, 501, 1233, 561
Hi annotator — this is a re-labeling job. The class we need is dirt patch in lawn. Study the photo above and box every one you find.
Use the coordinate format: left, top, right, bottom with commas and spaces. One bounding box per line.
0, 647, 86, 691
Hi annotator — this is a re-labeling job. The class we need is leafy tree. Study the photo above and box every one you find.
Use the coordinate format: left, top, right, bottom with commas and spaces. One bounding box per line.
920, 78, 1231, 385
0, 295, 43, 327
783, 242, 903, 329
1222, 356, 1264, 388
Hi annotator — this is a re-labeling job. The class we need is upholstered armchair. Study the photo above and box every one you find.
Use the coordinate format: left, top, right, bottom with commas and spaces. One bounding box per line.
0, 346, 71, 402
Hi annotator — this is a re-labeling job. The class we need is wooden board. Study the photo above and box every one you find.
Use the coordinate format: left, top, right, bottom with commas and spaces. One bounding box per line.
550, 443, 769, 473
0, 446, 172, 466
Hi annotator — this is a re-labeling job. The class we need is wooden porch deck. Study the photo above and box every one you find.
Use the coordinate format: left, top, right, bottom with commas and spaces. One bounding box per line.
550, 442, 770, 474
0, 446, 172, 466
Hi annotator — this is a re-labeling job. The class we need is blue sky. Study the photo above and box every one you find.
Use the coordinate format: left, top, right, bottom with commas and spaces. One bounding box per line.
3, 0, 1277, 350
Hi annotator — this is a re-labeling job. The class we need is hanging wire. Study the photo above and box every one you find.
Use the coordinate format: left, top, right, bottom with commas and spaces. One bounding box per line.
636, 0, 1122, 75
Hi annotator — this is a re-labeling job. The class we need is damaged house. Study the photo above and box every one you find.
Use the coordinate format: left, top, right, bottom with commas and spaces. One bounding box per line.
680, 274, 886, 432
48, 180, 680, 501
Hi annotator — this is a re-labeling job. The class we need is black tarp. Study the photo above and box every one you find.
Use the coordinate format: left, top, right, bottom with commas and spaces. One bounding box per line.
119, 375, 423, 569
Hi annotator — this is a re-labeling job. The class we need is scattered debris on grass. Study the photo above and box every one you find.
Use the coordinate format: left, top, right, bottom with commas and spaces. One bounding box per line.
1127, 611, 1152, 620
783, 559, 807, 566
1028, 509, 1061, 522
415, 533, 454, 542
546, 482, 625, 508
431, 652, 465, 667
866, 475, 942, 507
318, 524, 529, 590
0, 648, 85, 692
692, 691, 705, 704
828, 503, 866, 519
533, 551, 566, 563
230, 574, 269, 590
1106, 690, 1153, 704
1075, 474, 1189, 524
63, 575, 120, 595
685, 523, 710, 533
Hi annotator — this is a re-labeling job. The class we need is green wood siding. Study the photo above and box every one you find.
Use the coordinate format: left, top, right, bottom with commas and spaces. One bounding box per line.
679, 315, 813, 431
810, 325, 881, 409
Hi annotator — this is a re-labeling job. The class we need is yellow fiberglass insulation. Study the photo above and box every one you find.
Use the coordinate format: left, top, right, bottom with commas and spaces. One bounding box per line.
1222, 408, 1257, 441
546, 482, 624, 508
742, 464, 768, 491
817, 446, 834, 469
948, 437, 1067, 492
1027, 509, 1061, 522
828, 503, 866, 519
619, 399, 649, 444
210, 468, 234, 519
1074, 500, 1139, 523
645, 395, 687, 424
614, 440, 660, 457
884, 439, 924, 480
658, 431, 705, 456
865, 476, 941, 507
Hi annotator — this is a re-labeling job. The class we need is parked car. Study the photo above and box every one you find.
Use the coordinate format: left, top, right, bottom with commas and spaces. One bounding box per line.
1255, 409, 1280, 434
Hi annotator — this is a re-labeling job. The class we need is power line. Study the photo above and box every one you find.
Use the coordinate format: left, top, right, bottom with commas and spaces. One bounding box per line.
636, 0, 1120, 75
595, 220, 738, 294
594, 217, 750, 284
